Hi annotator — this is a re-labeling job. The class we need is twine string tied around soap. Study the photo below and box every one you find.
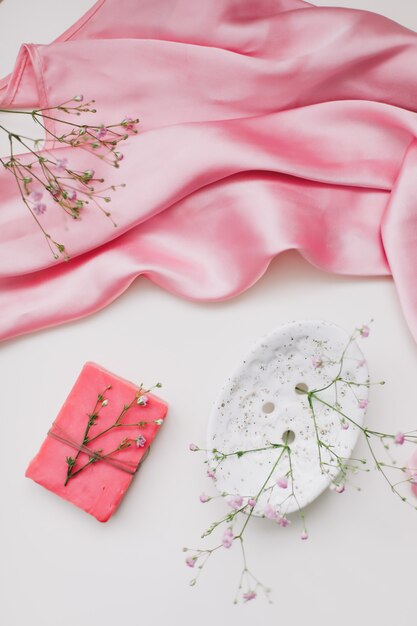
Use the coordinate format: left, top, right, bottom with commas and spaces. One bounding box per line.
48, 423, 150, 476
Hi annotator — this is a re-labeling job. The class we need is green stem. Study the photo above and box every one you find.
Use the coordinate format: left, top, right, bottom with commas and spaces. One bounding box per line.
64, 389, 108, 486
87, 394, 141, 444
236, 442, 289, 539
63, 387, 147, 483
65, 444, 130, 481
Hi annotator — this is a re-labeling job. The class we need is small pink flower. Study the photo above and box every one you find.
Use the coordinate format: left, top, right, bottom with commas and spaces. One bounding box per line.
137, 394, 148, 406
264, 504, 278, 520
48, 182, 61, 198
95, 127, 107, 139
222, 528, 234, 548
185, 556, 197, 568
66, 190, 77, 202
29, 190, 43, 202
227, 495, 243, 510
300, 531, 309, 540
33, 202, 46, 215
73, 95, 84, 102
360, 325, 370, 338
341, 421, 349, 430
277, 515, 290, 527
312, 355, 323, 369
199, 493, 210, 503
276, 476, 288, 489
122, 116, 135, 130
206, 469, 216, 479
335, 484, 345, 493
83, 169, 95, 180
114, 151, 124, 161
358, 399, 369, 409
189, 443, 199, 451
135, 435, 146, 448
247, 498, 257, 508
243, 591, 257, 602
55, 158, 68, 171
394, 432, 405, 445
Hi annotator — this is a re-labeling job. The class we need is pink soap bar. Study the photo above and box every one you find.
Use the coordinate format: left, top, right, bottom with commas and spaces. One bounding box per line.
26, 362, 168, 522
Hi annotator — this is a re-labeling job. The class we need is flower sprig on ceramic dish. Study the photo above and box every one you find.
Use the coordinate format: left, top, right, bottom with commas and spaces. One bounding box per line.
63, 381, 162, 485
184, 325, 417, 604
0, 96, 139, 259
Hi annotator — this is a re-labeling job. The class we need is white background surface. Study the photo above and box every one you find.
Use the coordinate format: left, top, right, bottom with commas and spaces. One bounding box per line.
1, 1, 417, 625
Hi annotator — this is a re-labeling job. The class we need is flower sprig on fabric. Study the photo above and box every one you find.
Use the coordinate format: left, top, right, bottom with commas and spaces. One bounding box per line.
64, 381, 162, 486
184, 324, 417, 604
0, 96, 139, 259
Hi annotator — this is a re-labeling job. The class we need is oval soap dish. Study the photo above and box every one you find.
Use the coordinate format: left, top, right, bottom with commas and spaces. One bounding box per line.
207, 320, 369, 516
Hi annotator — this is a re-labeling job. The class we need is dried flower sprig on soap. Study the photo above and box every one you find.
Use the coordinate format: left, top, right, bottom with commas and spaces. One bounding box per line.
63, 381, 162, 485
0, 96, 139, 259
184, 324, 417, 604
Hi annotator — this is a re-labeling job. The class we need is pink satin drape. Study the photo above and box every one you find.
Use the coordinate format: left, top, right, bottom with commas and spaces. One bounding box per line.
1, 0, 417, 341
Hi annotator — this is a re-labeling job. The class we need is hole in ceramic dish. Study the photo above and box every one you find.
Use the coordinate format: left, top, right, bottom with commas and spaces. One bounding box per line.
262, 401, 275, 414
282, 429, 296, 445
295, 382, 309, 395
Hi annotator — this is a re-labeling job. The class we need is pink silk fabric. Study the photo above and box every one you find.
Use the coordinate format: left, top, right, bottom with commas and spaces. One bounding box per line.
1, 0, 417, 341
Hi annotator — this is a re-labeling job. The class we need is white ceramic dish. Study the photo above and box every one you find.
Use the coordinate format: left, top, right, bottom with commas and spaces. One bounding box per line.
207, 320, 369, 516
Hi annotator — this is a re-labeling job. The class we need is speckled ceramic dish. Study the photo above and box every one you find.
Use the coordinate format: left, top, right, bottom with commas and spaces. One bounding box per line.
207, 320, 369, 516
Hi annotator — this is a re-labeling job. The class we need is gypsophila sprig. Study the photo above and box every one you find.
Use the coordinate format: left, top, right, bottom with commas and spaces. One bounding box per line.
63, 381, 162, 485
0, 96, 139, 259
184, 323, 417, 603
